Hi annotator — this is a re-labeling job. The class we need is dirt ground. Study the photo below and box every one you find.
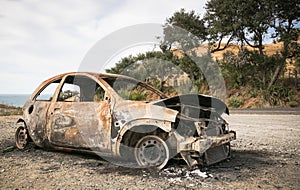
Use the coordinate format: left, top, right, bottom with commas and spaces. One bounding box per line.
0, 113, 299, 190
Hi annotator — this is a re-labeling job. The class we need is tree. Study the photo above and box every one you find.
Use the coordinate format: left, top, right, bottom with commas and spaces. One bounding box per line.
203, 0, 300, 88
160, 9, 222, 96
160, 9, 207, 52
161, 3, 275, 87
203, 0, 242, 52
204, 0, 276, 86
204, 0, 273, 53
268, 0, 300, 87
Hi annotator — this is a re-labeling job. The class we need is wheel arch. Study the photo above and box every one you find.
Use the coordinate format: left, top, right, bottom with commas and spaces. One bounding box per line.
16, 118, 26, 126
115, 119, 172, 156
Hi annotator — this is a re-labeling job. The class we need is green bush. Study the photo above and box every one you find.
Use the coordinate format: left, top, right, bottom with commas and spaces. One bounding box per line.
264, 85, 294, 106
288, 101, 299, 108
129, 93, 144, 101
229, 96, 244, 108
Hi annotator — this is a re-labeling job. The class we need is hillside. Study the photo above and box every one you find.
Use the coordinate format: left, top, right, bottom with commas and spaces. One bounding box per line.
212, 42, 285, 59
212, 42, 296, 72
172, 41, 299, 108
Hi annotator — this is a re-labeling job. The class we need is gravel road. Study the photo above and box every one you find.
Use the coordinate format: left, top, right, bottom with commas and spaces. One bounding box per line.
1, 113, 299, 190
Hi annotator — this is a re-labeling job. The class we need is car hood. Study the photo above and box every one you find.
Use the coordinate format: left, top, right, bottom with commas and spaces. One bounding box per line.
113, 100, 179, 125
150, 94, 229, 115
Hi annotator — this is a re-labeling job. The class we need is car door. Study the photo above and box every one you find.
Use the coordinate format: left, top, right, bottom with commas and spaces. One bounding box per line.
24, 78, 62, 147
47, 74, 112, 152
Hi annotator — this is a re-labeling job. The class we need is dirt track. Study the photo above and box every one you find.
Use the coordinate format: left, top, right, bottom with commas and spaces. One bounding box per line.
1, 113, 299, 190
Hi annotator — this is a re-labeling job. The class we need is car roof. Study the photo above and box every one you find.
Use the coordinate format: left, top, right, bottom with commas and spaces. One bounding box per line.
53, 72, 135, 79
48, 72, 168, 99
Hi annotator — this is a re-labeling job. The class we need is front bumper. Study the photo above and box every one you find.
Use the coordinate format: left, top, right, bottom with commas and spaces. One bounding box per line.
178, 131, 236, 167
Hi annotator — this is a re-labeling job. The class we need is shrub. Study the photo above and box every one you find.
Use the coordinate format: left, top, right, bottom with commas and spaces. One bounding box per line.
229, 96, 244, 108
264, 85, 294, 106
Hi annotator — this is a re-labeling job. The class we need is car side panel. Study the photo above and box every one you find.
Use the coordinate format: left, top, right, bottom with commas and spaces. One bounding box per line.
47, 101, 112, 152
24, 100, 51, 147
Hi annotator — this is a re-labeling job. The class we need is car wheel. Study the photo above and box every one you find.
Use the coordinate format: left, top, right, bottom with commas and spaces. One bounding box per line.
134, 135, 169, 170
15, 125, 29, 149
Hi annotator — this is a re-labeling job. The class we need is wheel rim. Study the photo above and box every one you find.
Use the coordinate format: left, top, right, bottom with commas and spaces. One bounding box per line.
134, 135, 169, 169
15, 126, 28, 149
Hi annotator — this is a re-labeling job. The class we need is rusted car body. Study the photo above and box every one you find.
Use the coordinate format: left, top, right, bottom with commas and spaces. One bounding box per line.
15, 72, 236, 169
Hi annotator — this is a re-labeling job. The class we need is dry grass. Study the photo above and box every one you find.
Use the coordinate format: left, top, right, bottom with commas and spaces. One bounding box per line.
0, 104, 22, 116
211, 42, 284, 60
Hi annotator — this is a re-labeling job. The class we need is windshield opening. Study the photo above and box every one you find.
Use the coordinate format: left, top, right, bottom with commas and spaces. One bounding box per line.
103, 77, 166, 101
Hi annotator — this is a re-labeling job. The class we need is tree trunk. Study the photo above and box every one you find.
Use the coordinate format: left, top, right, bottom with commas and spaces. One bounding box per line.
268, 39, 289, 88
258, 39, 267, 87
268, 60, 285, 88
268, 18, 294, 88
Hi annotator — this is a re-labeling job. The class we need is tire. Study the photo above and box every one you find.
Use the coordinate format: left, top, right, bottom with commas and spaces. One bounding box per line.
15, 125, 29, 149
134, 135, 169, 170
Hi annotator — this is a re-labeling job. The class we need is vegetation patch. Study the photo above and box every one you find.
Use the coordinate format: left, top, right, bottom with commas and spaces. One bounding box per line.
0, 104, 22, 116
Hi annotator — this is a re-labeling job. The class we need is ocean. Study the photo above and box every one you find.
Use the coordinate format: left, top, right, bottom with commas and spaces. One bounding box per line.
0, 94, 30, 107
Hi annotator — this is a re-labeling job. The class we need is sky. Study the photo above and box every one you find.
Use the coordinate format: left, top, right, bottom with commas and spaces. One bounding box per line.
0, 0, 207, 94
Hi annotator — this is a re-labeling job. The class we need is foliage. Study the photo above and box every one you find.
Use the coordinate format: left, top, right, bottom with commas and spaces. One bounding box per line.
106, 51, 209, 96
203, 0, 273, 53
160, 9, 207, 52
229, 96, 244, 108
0, 104, 22, 116
268, 0, 300, 87
219, 50, 253, 88
166, 0, 300, 88
219, 49, 283, 89
263, 84, 294, 106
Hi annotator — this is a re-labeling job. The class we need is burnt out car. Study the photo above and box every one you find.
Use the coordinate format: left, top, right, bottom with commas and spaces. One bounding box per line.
15, 72, 235, 169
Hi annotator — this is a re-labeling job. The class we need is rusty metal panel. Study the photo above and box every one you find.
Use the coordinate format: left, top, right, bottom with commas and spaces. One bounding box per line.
48, 101, 112, 151
177, 132, 236, 152
25, 101, 51, 147
114, 101, 178, 128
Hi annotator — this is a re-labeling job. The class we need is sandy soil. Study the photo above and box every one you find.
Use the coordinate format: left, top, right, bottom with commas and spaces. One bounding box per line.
0, 113, 299, 190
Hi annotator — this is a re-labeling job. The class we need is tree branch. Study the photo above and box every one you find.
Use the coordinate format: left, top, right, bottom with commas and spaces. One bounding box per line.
211, 35, 233, 53
243, 36, 260, 49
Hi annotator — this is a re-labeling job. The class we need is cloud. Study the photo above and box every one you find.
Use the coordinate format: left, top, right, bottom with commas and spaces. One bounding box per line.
0, 0, 207, 94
